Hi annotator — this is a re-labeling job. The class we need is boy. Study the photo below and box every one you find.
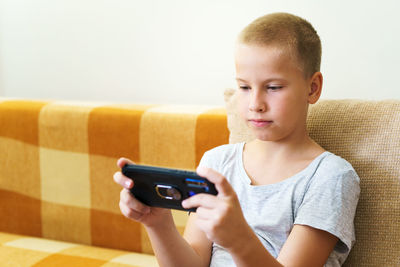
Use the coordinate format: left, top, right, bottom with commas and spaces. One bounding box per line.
114, 12, 360, 266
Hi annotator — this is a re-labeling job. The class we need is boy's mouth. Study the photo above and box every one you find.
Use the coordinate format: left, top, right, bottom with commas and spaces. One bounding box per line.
248, 119, 273, 127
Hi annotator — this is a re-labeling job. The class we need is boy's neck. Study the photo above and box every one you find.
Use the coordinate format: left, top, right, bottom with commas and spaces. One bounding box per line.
246, 135, 324, 163
242, 136, 325, 186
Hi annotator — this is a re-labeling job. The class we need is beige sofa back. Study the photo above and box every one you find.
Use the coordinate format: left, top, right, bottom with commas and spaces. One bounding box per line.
226, 89, 400, 266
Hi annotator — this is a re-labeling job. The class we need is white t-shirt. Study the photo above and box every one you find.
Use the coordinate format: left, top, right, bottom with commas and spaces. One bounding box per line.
199, 142, 360, 267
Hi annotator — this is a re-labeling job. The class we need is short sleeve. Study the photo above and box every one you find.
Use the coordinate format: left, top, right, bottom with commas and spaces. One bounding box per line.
198, 150, 212, 168
294, 163, 360, 254
197, 143, 238, 172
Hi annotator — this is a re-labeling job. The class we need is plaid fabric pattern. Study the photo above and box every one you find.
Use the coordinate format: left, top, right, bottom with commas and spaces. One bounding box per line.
0, 231, 157, 266
0, 98, 229, 265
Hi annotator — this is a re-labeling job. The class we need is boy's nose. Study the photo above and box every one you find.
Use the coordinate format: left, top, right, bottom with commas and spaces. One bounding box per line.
249, 91, 267, 112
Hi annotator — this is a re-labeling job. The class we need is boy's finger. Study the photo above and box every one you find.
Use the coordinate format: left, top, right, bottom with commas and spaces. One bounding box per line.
181, 193, 216, 210
120, 188, 150, 214
113, 172, 133, 189
196, 166, 233, 197
117, 157, 135, 168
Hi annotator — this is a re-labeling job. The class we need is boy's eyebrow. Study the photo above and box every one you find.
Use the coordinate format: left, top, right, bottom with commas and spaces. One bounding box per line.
236, 78, 247, 82
235, 77, 286, 83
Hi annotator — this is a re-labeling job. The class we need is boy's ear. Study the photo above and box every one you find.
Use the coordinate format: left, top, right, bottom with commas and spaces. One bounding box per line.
308, 72, 323, 104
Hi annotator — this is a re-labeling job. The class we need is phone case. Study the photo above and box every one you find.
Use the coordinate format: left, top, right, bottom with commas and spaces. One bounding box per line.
122, 164, 217, 211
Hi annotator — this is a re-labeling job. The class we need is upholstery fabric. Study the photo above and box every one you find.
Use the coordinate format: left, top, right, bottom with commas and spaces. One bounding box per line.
224, 89, 400, 267
0, 231, 157, 266
1, 94, 399, 266
0, 98, 229, 265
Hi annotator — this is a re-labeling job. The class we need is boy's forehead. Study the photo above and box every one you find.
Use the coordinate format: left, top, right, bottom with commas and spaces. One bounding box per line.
234, 42, 302, 73
235, 43, 291, 59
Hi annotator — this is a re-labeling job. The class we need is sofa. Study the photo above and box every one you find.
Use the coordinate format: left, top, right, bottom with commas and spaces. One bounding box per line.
0, 91, 399, 266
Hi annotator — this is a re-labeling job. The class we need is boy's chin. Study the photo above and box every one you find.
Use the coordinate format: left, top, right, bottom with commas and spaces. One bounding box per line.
251, 130, 287, 143
253, 134, 278, 142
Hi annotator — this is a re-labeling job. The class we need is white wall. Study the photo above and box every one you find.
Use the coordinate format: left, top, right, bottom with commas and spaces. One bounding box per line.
1, 0, 399, 105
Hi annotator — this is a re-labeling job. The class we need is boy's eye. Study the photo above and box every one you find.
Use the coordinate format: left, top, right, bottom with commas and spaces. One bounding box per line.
239, 85, 250, 90
267, 86, 283, 91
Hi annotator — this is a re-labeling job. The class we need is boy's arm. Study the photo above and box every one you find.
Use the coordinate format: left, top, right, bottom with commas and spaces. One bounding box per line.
144, 214, 212, 267
183, 212, 214, 265
277, 224, 338, 266
226, 224, 338, 267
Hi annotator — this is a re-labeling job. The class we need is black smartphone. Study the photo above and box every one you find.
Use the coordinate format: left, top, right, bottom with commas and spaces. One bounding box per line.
122, 164, 218, 212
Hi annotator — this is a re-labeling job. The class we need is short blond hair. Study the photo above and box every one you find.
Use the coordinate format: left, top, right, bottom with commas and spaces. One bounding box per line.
238, 13, 321, 78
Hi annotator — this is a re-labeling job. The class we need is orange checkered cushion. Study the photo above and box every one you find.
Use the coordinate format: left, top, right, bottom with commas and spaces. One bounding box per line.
0, 231, 158, 266
0, 99, 229, 257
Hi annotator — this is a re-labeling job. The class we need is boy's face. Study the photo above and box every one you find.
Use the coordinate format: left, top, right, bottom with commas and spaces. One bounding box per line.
234, 43, 315, 142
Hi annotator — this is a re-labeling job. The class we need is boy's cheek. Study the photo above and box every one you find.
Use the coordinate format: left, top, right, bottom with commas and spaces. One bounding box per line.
238, 105, 249, 119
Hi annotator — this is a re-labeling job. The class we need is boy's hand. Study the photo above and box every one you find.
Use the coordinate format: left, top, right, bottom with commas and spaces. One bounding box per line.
182, 167, 253, 252
114, 158, 172, 228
